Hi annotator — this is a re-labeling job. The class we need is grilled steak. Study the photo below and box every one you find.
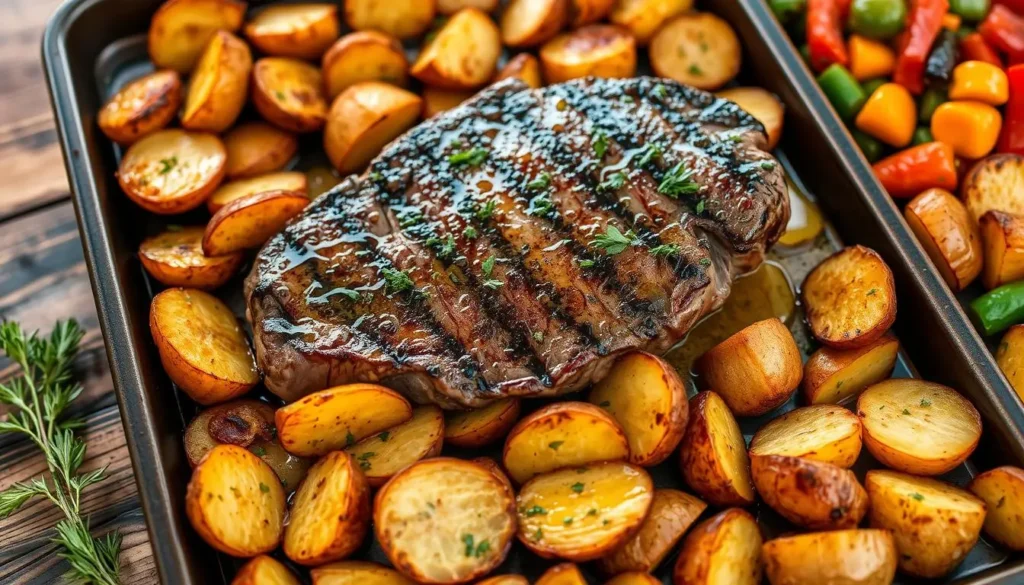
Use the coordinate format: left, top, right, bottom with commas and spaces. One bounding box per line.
245, 77, 789, 408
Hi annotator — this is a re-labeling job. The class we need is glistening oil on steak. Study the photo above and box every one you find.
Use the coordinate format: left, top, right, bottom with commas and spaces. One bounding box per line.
245, 77, 789, 408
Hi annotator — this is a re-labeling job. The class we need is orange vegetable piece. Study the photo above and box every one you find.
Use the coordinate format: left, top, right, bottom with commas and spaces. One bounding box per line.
931, 101, 1003, 159
848, 35, 896, 81
949, 61, 1010, 106
941, 12, 961, 31
872, 142, 958, 198
855, 83, 917, 147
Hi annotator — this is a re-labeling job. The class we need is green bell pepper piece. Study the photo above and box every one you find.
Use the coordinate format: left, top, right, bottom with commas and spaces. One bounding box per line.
919, 88, 947, 124
849, 0, 908, 40
818, 65, 867, 120
851, 129, 885, 162
971, 281, 1024, 336
912, 127, 934, 145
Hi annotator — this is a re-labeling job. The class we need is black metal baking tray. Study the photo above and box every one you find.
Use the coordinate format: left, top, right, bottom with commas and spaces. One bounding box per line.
42, 0, 1024, 582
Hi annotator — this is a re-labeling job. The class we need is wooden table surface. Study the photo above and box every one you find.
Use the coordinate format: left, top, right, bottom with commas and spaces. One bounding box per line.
0, 0, 159, 582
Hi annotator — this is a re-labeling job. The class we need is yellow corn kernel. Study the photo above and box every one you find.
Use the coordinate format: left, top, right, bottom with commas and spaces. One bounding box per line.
949, 61, 1009, 106
931, 101, 1003, 159
855, 83, 917, 147
848, 35, 896, 81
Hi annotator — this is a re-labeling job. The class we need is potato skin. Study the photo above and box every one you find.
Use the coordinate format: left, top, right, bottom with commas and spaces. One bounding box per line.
609, 0, 693, 45
147, 0, 246, 73
252, 57, 329, 133
762, 529, 897, 585
244, 4, 340, 60
321, 31, 409, 99
904, 188, 982, 291
501, 0, 570, 48
801, 333, 899, 406
223, 122, 299, 179
673, 508, 763, 585
961, 154, 1024, 225
232, 555, 301, 585
997, 325, 1024, 400
968, 466, 1024, 551
596, 489, 706, 574
444, 398, 520, 448
536, 563, 587, 585
494, 53, 543, 88
751, 455, 868, 530
716, 87, 784, 150
139, 226, 243, 290
344, 0, 437, 39
980, 210, 1024, 290
323, 81, 423, 174
98, 70, 182, 145
310, 561, 416, 585
181, 31, 252, 133
202, 190, 310, 256
412, 8, 502, 89
540, 24, 637, 84
679, 391, 755, 507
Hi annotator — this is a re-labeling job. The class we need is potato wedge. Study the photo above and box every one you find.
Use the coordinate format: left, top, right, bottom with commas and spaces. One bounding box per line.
276, 384, 413, 457
181, 31, 251, 133
802, 245, 896, 349
421, 87, 476, 118
444, 398, 519, 448
322, 31, 409, 100
344, 0, 437, 39
857, 379, 981, 475
650, 13, 741, 91
412, 8, 501, 89
439, 0, 500, 14
501, 0, 569, 48
310, 562, 415, 585
589, 351, 688, 466
139, 226, 243, 290
186, 445, 286, 557
997, 325, 1024, 400
673, 509, 762, 585
905, 188, 983, 291
375, 458, 516, 583
117, 129, 226, 214
244, 4, 339, 60
540, 24, 637, 84
802, 333, 899, 405
596, 489, 706, 574
150, 288, 258, 405
716, 87, 784, 150
535, 563, 586, 585
570, 0, 615, 25
752, 455, 868, 530
762, 529, 897, 585
604, 574, 660, 585
478, 577, 529, 585
493, 53, 543, 88
962, 154, 1024, 225
748, 405, 863, 468
324, 81, 422, 174
609, 0, 693, 45
232, 555, 301, 585
679, 391, 755, 507
148, 0, 246, 73
202, 190, 310, 256
980, 210, 1024, 289
516, 462, 653, 561
284, 451, 371, 565
207, 171, 309, 213
346, 405, 444, 487
252, 57, 328, 133
695, 318, 801, 417
502, 401, 629, 484
866, 470, 986, 578
223, 122, 298, 179
98, 70, 182, 145
968, 465, 1024, 551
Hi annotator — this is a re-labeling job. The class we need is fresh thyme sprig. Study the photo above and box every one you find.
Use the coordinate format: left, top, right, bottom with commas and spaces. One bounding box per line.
0, 320, 122, 585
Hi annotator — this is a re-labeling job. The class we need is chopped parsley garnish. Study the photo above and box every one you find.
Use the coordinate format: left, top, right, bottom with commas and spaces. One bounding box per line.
259, 482, 270, 493
533, 528, 543, 541
549, 441, 564, 450
528, 194, 556, 216
449, 147, 489, 167
525, 505, 547, 517
696, 200, 706, 214
157, 156, 178, 175
357, 452, 374, 470
427, 234, 457, 259
463, 226, 478, 239
637, 143, 663, 168
378, 431, 390, 442
533, 331, 544, 342
578, 258, 596, 269
571, 482, 585, 494
462, 534, 475, 556
728, 134, 744, 143
474, 541, 491, 557
526, 172, 552, 190
381, 267, 414, 294
274, 90, 286, 100
760, 161, 776, 171
335, 287, 362, 301
688, 64, 703, 76
590, 225, 640, 255
902, 408, 911, 415
483, 279, 503, 289
650, 244, 680, 258
867, 288, 878, 296
622, 95, 635, 103
587, 508, 598, 516
345, 431, 356, 447
920, 399, 932, 407
592, 131, 609, 159
699, 258, 712, 267
476, 199, 497, 221
653, 84, 668, 99
397, 209, 423, 228
563, 517, 574, 525
598, 171, 627, 192
911, 492, 925, 501
369, 171, 384, 182
482, 255, 496, 277
659, 162, 700, 198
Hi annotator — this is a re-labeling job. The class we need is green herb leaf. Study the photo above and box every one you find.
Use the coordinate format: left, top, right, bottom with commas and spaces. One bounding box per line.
563, 517, 574, 525
482, 255, 496, 277
524, 505, 547, 517
533, 331, 544, 343
397, 209, 424, 228
920, 399, 932, 407
157, 156, 178, 175
336, 288, 362, 301
598, 171, 627, 192
549, 441, 564, 450
578, 259, 595, 269
571, 482, 585, 494
250, 445, 267, 457
590, 225, 640, 256
911, 492, 925, 501
259, 482, 270, 494
449, 147, 489, 167
659, 162, 700, 198
463, 226, 478, 239
378, 431, 390, 442
653, 84, 668, 99
526, 172, 552, 190
637, 143, 663, 168
381, 267, 415, 294
476, 199, 497, 221
483, 279, 504, 289
695, 199, 706, 214
688, 64, 703, 76
462, 534, 475, 556
649, 244, 680, 258
528, 194, 556, 216
345, 431, 356, 447
592, 131, 609, 159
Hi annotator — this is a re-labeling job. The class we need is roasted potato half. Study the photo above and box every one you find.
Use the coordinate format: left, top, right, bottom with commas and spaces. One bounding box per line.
444, 398, 519, 448
252, 57, 329, 133
375, 458, 516, 583
421, 87, 476, 118
207, 171, 308, 213
535, 563, 587, 585
223, 122, 298, 179
679, 391, 756, 507
186, 445, 286, 557
322, 31, 409, 100
997, 325, 1024, 400
478, 576, 530, 585
276, 384, 413, 457
962, 154, 1024, 225
752, 455, 868, 530
749, 404, 863, 468
762, 529, 897, 585
596, 489, 706, 574
588, 351, 688, 466
968, 466, 1024, 551
905, 188, 983, 291
344, 0, 437, 39
139, 226, 243, 290
493, 53, 543, 88
650, 13, 741, 91
605, 574, 660, 585
181, 31, 252, 133
232, 555, 301, 585
516, 462, 654, 561
150, 288, 258, 405
346, 405, 445, 487
716, 87, 784, 150
570, 0, 615, 25
244, 4, 340, 60
980, 210, 1024, 289
98, 70, 182, 145
117, 129, 226, 214
502, 401, 629, 484
202, 190, 310, 256
324, 81, 422, 174
857, 379, 981, 475
866, 470, 987, 578
412, 8, 502, 89
673, 508, 763, 585
609, 0, 693, 45
802, 245, 897, 349
148, 0, 246, 73
501, 0, 569, 48
310, 562, 416, 585
540, 24, 637, 84
439, 0, 499, 14
802, 333, 899, 405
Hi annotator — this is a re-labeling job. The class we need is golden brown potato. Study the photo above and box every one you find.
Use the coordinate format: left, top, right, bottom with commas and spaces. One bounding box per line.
284, 451, 371, 565
444, 398, 519, 448
997, 325, 1024, 400
502, 401, 630, 484
202, 190, 309, 256
866, 470, 987, 578
980, 210, 1024, 289
762, 529, 897, 585
570, 0, 615, 25
540, 24, 637, 84
223, 122, 298, 179
596, 489, 706, 574
609, 0, 693, 45
232, 555, 301, 585
695, 318, 801, 417
650, 13, 741, 91
139, 226, 243, 290
673, 509, 763, 585
716, 87, 785, 150
748, 405, 863, 469
181, 31, 252, 133
968, 466, 1024, 551
344, 0, 437, 39
346, 405, 445, 487
494, 53, 543, 88
478, 577, 529, 585
905, 188, 983, 291
148, 0, 246, 73
604, 574, 660, 585
412, 8, 501, 89
535, 564, 586, 585
98, 70, 182, 145
244, 4, 340, 60
439, 0, 499, 14
588, 351, 688, 466
186, 445, 286, 557
207, 171, 309, 213
802, 333, 900, 405
276, 384, 413, 457
802, 245, 896, 349
962, 154, 1024, 225
421, 87, 476, 118
679, 391, 755, 507
501, 0, 569, 48
857, 379, 981, 475
322, 31, 409, 100
472, 456, 515, 493
310, 562, 416, 585
324, 81, 422, 174
252, 57, 329, 133
375, 458, 516, 583
117, 129, 226, 214
150, 288, 258, 405
752, 455, 868, 530
516, 462, 653, 561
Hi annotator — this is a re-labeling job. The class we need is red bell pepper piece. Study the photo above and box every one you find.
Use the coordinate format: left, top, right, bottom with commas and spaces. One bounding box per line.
993, 0, 1024, 15
807, 0, 850, 72
893, 0, 949, 95
999, 65, 1024, 155
959, 33, 1004, 67
873, 142, 959, 198
980, 5, 1024, 63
